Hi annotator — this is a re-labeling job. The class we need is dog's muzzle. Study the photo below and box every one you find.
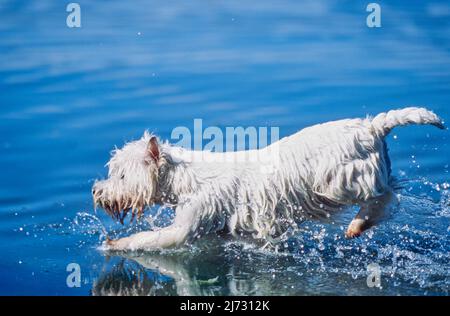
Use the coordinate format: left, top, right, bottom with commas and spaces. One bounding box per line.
91, 182, 153, 224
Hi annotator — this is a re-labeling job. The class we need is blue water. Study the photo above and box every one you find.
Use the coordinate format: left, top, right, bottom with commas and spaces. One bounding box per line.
0, 0, 449, 295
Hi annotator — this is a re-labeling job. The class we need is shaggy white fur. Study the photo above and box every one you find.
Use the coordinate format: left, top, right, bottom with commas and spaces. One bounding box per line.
92, 107, 444, 251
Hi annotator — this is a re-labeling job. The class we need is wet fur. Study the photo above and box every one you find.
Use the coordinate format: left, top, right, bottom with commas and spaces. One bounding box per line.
93, 107, 444, 250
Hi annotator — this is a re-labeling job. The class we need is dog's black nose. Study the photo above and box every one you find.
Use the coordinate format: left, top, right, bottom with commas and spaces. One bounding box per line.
92, 187, 103, 196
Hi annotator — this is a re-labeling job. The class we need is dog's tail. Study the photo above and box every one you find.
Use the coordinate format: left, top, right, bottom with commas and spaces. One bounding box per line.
371, 107, 445, 137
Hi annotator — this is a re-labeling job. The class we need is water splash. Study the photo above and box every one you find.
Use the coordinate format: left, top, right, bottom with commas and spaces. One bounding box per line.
73, 212, 108, 241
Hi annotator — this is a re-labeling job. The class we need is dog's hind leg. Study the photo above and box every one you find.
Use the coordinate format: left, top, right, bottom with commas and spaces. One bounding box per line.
345, 191, 394, 238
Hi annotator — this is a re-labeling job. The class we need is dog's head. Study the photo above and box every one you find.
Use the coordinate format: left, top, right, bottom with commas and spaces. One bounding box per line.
92, 132, 160, 223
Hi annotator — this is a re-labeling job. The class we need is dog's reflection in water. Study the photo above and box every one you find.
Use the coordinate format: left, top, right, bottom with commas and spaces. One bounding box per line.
92, 253, 222, 296
91, 237, 287, 296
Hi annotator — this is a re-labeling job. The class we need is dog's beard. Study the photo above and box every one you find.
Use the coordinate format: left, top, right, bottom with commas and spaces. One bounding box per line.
94, 194, 148, 224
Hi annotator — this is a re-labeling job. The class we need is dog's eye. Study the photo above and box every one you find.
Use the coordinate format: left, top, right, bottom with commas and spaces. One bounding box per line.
120, 175, 125, 180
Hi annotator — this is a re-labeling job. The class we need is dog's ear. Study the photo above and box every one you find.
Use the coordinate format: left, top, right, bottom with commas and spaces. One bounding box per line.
147, 136, 160, 164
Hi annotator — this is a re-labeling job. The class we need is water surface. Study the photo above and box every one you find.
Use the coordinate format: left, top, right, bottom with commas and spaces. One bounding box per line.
0, 0, 449, 295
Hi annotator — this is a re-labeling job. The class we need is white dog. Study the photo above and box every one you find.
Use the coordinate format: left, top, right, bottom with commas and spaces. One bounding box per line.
92, 107, 444, 251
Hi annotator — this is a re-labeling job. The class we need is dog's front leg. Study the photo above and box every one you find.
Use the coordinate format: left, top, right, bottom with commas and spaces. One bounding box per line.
106, 225, 190, 251
105, 202, 201, 251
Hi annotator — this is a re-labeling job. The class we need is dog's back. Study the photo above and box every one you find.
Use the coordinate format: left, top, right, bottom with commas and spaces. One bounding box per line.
270, 107, 444, 216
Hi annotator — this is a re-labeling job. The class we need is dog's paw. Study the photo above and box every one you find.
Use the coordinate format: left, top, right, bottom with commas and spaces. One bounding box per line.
102, 236, 131, 251
345, 219, 364, 239
345, 228, 362, 239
